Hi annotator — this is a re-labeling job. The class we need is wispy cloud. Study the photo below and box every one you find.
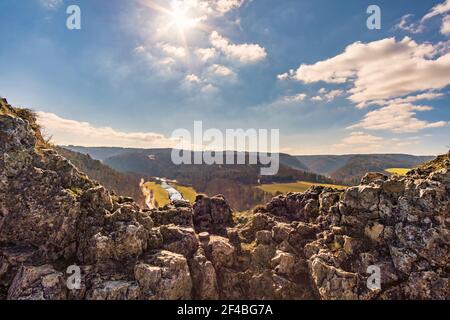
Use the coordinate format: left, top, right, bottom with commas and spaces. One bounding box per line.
441, 15, 450, 35
39, 0, 63, 10
37, 112, 178, 148
332, 131, 422, 153
396, 1, 450, 36
421, 0, 450, 22
347, 103, 448, 133
210, 31, 267, 64
311, 88, 344, 102
395, 14, 424, 34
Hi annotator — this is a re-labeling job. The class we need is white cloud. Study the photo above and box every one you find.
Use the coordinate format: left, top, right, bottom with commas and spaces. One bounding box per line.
208, 64, 236, 78
325, 90, 344, 101
396, 1, 450, 36
310, 88, 344, 103
201, 83, 219, 93
283, 93, 307, 103
215, 0, 245, 14
348, 103, 448, 133
39, 0, 62, 9
359, 91, 444, 108
421, 0, 450, 22
332, 131, 422, 153
441, 15, 450, 35
195, 48, 217, 62
395, 14, 424, 34
133, 46, 146, 54
37, 112, 178, 148
279, 37, 450, 105
132, 44, 189, 80
185, 74, 202, 83
341, 131, 384, 145
182, 73, 220, 95
278, 37, 450, 133
210, 31, 267, 64
158, 43, 187, 58
182, 0, 245, 15
255, 92, 308, 111
277, 70, 295, 81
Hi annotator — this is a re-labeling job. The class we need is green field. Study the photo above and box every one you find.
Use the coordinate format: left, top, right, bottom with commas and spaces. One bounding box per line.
144, 182, 171, 207
257, 181, 347, 195
173, 184, 198, 203
144, 181, 198, 206
385, 168, 411, 176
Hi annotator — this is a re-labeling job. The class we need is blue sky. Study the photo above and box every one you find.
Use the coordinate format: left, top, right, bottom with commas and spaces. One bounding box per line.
0, 0, 449, 155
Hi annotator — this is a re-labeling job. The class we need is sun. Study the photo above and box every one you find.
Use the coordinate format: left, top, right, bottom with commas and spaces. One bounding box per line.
168, 6, 199, 31
142, 1, 211, 47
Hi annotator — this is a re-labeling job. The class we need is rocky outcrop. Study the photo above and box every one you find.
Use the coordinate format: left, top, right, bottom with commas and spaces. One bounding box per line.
0, 98, 448, 300
193, 194, 233, 235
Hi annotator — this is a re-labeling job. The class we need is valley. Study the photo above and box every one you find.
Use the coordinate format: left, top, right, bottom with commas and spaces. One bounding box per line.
142, 178, 198, 209
62, 146, 432, 211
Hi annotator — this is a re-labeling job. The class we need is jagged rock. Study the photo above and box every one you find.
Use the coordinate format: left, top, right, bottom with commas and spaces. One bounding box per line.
364, 222, 384, 243
271, 251, 295, 275
361, 172, 388, 185
272, 223, 294, 243
207, 236, 235, 268
239, 213, 275, 241
342, 185, 380, 212
402, 271, 448, 300
150, 206, 194, 228
252, 244, 276, 269
160, 225, 198, 258
189, 249, 219, 300
309, 258, 359, 300
7, 265, 67, 300
343, 236, 361, 255
255, 230, 272, 245
87, 280, 140, 300
139, 250, 192, 300
193, 195, 233, 235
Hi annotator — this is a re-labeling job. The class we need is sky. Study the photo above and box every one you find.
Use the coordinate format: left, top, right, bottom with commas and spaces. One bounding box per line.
0, 0, 449, 155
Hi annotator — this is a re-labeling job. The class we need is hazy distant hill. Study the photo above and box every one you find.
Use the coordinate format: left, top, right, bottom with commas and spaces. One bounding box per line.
298, 154, 434, 185
279, 153, 310, 171
64, 145, 143, 161
56, 147, 147, 207
297, 155, 352, 175
65, 146, 311, 172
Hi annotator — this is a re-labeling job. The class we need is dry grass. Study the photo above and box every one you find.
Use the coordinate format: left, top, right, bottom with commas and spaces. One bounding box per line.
385, 168, 411, 176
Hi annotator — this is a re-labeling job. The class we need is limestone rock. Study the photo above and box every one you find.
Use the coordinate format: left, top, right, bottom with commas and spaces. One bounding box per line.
193, 195, 233, 235
7, 265, 67, 300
